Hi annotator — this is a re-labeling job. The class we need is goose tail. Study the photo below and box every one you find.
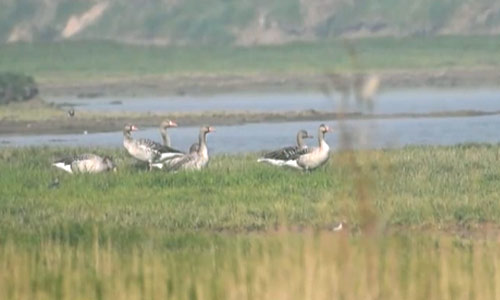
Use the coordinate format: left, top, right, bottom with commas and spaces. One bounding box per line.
151, 163, 164, 170
52, 162, 73, 174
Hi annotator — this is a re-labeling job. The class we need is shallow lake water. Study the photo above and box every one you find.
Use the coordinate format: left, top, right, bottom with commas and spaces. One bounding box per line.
49, 88, 500, 114
2, 115, 500, 154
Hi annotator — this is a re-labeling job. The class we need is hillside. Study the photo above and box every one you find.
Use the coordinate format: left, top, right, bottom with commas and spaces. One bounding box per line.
1, 0, 500, 45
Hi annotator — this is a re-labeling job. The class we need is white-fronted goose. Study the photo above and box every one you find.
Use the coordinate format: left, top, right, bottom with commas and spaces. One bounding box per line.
123, 124, 184, 170
259, 124, 331, 171
160, 120, 178, 147
257, 129, 313, 168
153, 126, 215, 171
53, 154, 115, 174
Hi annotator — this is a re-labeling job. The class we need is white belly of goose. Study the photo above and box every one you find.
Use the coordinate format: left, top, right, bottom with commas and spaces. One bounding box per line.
297, 143, 330, 170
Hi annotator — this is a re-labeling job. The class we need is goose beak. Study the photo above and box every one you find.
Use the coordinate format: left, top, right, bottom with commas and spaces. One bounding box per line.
131, 125, 139, 131
325, 126, 332, 132
169, 121, 178, 127
208, 126, 216, 133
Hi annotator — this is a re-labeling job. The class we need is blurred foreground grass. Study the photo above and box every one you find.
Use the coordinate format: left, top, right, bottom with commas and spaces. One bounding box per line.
1, 233, 499, 300
2, 145, 500, 299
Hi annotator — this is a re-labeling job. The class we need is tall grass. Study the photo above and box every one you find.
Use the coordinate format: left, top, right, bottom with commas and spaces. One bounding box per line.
1, 232, 499, 300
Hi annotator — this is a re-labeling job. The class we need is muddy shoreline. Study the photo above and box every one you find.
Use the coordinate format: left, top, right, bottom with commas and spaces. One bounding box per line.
2, 109, 499, 136
39, 68, 500, 97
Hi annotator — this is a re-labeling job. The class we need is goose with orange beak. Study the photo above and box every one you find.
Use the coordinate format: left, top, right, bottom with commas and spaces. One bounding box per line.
123, 124, 184, 170
159, 119, 178, 147
259, 124, 331, 171
153, 126, 215, 171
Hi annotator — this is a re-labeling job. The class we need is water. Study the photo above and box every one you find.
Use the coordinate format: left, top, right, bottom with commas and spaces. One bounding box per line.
2, 115, 500, 153
49, 88, 500, 114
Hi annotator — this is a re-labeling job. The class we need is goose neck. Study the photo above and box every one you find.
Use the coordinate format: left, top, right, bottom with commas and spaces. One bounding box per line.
297, 133, 304, 148
198, 130, 208, 155
160, 127, 170, 147
317, 130, 325, 147
123, 129, 132, 141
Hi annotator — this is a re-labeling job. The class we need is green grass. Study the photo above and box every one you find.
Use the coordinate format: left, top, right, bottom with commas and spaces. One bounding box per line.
1, 36, 499, 82
1, 144, 500, 244
2, 145, 500, 299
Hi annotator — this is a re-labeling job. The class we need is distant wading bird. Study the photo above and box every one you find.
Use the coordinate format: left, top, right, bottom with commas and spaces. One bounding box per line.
53, 154, 115, 174
123, 124, 184, 170
257, 129, 313, 168
153, 126, 215, 171
258, 124, 331, 171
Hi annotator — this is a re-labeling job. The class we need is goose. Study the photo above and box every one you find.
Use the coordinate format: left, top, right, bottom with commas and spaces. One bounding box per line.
258, 124, 331, 171
153, 126, 215, 171
53, 154, 115, 174
188, 143, 200, 154
257, 129, 313, 168
160, 119, 200, 154
160, 119, 178, 147
123, 124, 184, 170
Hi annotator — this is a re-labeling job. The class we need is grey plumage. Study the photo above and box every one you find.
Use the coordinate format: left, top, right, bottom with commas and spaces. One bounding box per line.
53, 154, 115, 174
123, 124, 184, 170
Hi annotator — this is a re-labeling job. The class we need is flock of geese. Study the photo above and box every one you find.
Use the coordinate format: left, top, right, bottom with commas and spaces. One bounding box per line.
52, 121, 332, 174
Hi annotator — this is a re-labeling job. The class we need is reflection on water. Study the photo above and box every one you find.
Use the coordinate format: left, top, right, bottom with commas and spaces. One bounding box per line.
2, 115, 500, 153
49, 89, 500, 114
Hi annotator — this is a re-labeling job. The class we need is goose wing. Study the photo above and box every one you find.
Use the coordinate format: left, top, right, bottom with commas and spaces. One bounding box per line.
54, 153, 97, 164
264, 146, 310, 161
137, 138, 184, 159
159, 153, 197, 171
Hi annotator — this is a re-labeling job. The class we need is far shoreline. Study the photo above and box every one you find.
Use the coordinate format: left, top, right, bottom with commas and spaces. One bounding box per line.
38, 67, 500, 97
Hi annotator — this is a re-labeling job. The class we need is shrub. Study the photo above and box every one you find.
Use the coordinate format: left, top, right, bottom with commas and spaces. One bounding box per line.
0, 72, 39, 104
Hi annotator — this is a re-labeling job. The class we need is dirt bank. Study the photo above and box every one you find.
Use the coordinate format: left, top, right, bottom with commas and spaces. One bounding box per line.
2, 109, 499, 136
39, 68, 500, 97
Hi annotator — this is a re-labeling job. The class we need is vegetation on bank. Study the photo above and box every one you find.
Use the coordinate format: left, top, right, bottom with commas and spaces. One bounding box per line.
1, 36, 499, 82
0, 72, 38, 104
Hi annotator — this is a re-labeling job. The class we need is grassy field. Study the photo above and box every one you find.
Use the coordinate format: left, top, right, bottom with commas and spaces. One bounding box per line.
1, 36, 499, 82
2, 144, 500, 299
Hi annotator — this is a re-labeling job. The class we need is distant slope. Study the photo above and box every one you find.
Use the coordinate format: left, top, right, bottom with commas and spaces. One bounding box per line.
1, 0, 500, 45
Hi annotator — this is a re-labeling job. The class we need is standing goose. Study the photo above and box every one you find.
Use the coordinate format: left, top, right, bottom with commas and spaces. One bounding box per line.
259, 124, 331, 171
160, 120, 178, 147
153, 126, 215, 171
123, 124, 184, 170
257, 129, 313, 168
53, 154, 115, 174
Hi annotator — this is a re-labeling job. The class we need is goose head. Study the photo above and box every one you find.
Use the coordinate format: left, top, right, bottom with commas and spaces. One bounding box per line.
319, 124, 332, 134
297, 129, 313, 148
298, 129, 313, 140
160, 120, 178, 129
201, 126, 216, 135
123, 124, 138, 134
